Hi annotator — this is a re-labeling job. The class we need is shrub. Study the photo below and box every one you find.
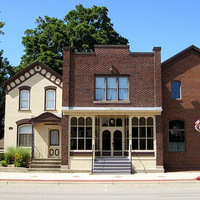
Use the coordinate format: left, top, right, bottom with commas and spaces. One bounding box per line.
0, 153, 4, 161
14, 148, 31, 167
4, 147, 31, 167
4, 147, 15, 164
1, 160, 7, 167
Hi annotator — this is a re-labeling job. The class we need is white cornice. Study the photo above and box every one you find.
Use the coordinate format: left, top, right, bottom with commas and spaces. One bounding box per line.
62, 107, 162, 115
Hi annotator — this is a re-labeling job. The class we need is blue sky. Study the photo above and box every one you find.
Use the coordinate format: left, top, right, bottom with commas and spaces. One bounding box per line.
1, 0, 200, 66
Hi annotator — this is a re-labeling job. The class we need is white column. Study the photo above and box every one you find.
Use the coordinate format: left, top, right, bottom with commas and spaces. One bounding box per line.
92, 116, 95, 157
129, 116, 132, 158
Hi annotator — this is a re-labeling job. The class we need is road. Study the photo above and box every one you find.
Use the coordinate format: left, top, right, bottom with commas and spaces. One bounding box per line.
0, 182, 200, 200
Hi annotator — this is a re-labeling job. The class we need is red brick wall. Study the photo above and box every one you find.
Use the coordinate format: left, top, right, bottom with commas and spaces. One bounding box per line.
162, 49, 200, 171
63, 45, 161, 108
61, 114, 68, 165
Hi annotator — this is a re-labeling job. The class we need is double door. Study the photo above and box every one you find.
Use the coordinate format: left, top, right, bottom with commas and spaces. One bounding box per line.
102, 129, 123, 156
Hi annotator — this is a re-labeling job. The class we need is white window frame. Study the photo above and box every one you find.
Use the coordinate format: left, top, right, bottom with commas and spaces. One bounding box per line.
131, 117, 154, 151
45, 89, 56, 110
70, 117, 93, 151
95, 76, 129, 101
20, 90, 30, 110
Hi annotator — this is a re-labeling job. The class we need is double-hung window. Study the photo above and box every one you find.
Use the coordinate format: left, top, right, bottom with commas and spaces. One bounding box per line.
19, 86, 31, 110
95, 76, 129, 101
45, 86, 56, 110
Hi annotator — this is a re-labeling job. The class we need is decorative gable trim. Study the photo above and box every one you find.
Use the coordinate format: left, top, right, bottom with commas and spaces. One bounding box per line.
3, 61, 62, 93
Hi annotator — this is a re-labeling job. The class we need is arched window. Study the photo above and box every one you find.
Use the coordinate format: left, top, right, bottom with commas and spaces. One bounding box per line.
102, 118, 108, 126
171, 81, 181, 99
45, 89, 56, 110
169, 120, 185, 152
18, 124, 32, 147
19, 86, 31, 110
116, 118, 122, 126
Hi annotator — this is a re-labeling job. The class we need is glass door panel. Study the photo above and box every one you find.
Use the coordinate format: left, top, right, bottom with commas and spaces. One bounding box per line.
102, 130, 111, 156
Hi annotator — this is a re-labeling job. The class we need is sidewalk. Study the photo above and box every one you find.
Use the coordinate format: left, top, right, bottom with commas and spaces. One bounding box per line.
0, 171, 200, 183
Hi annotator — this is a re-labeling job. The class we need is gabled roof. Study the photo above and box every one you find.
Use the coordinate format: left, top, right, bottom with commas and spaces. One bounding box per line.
162, 45, 200, 67
2, 61, 62, 92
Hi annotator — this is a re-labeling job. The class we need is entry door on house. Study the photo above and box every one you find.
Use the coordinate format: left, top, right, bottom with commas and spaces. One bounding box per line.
102, 130, 123, 156
49, 129, 60, 158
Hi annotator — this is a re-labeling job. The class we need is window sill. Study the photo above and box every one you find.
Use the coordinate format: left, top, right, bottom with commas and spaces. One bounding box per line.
93, 100, 130, 104
18, 109, 31, 112
44, 109, 57, 111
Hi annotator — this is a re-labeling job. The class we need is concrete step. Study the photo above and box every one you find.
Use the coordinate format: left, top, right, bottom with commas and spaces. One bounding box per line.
93, 157, 131, 174
30, 158, 61, 169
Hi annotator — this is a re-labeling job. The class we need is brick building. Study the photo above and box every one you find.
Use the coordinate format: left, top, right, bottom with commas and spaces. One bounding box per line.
3, 44, 200, 173
162, 45, 200, 171
61, 45, 163, 173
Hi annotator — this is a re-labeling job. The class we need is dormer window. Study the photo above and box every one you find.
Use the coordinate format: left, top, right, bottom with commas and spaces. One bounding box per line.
95, 76, 129, 101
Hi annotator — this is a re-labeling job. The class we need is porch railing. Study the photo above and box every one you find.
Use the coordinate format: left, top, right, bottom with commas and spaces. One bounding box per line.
32, 145, 44, 159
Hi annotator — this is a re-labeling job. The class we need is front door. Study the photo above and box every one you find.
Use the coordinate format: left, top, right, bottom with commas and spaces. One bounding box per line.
102, 130, 123, 156
49, 129, 60, 158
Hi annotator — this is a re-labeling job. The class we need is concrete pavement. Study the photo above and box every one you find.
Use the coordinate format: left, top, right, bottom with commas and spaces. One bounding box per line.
0, 171, 200, 183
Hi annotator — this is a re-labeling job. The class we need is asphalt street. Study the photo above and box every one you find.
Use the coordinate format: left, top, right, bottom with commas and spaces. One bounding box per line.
0, 182, 200, 200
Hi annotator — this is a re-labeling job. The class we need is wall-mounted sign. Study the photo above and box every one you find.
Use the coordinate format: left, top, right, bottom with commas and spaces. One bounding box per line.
9, 127, 13, 130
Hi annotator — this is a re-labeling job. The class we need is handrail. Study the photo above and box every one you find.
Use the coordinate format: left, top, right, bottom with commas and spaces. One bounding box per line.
32, 145, 44, 159
129, 143, 132, 174
91, 144, 95, 174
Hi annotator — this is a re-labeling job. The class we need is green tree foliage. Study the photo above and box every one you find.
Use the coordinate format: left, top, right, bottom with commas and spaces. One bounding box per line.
21, 4, 128, 74
0, 20, 14, 139
64, 4, 128, 52
0, 21, 5, 35
0, 50, 13, 139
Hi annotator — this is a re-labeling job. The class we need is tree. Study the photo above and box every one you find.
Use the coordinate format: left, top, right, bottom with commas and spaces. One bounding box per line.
0, 50, 12, 139
64, 4, 128, 52
21, 4, 128, 74
0, 20, 13, 139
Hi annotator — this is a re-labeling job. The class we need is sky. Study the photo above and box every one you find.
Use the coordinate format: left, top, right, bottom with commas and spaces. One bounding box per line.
1, 0, 200, 66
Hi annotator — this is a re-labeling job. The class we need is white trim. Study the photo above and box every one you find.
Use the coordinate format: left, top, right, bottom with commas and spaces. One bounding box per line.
62, 106, 162, 114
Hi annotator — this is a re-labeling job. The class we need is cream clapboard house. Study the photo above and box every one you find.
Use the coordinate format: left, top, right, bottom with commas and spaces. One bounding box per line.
3, 61, 62, 160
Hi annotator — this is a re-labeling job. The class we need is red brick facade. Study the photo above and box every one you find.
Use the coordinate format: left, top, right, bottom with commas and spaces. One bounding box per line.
63, 45, 161, 108
62, 45, 163, 171
162, 46, 200, 171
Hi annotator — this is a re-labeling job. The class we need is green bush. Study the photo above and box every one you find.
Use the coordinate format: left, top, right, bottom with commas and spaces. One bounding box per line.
4, 147, 31, 167
0, 153, 4, 161
1, 160, 7, 167
14, 148, 31, 167
4, 147, 15, 164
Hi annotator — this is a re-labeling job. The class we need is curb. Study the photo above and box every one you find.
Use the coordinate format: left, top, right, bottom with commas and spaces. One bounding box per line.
0, 178, 199, 183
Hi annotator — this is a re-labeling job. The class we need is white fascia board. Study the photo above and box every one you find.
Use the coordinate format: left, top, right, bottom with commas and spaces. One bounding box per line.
62, 107, 162, 114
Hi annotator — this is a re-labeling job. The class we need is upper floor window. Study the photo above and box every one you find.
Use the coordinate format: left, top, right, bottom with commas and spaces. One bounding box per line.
95, 76, 128, 101
18, 124, 32, 147
45, 86, 56, 110
169, 120, 185, 152
171, 81, 181, 99
19, 86, 31, 110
